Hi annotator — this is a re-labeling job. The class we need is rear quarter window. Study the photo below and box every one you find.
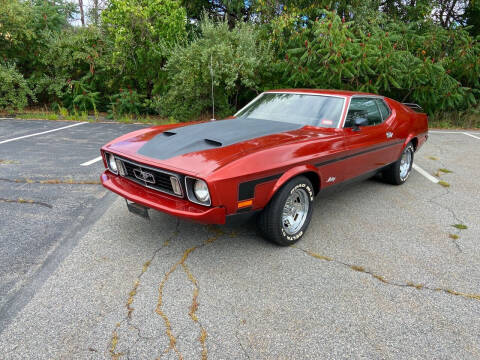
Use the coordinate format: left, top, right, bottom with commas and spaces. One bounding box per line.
376, 99, 391, 121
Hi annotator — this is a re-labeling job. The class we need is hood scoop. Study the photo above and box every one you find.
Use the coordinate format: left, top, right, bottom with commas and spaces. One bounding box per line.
204, 138, 222, 147
137, 118, 303, 160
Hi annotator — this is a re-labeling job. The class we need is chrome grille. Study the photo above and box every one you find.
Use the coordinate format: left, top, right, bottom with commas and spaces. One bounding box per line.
116, 157, 183, 197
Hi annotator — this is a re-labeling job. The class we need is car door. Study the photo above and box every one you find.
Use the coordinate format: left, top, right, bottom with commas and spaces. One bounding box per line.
340, 97, 398, 181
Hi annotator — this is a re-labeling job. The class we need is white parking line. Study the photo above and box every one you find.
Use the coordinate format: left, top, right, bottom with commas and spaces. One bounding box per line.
412, 163, 439, 184
80, 156, 103, 166
429, 130, 461, 134
462, 132, 480, 140
0, 122, 86, 145
429, 130, 480, 140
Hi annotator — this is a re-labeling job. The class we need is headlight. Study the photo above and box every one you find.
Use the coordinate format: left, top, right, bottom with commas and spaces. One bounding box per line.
194, 179, 210, 203
185, 177, 211, 206
107, 153, 117, 173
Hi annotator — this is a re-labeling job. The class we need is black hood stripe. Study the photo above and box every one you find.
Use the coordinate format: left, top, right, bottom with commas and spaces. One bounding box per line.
137, 118, 303, 160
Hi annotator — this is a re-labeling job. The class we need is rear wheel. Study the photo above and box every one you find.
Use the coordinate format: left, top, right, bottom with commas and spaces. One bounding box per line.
382, 142, 414, 185
257, 176, 314, 246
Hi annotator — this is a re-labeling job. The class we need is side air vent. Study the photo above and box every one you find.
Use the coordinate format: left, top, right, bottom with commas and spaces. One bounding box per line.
163, 131, 176, 137
204, 139, 222, 147
402, 103, 424, 112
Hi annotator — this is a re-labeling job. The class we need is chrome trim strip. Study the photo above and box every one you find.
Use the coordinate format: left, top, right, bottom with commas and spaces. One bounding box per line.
234, 91, 347, 129
115, 155, 184, 198
184, 176, 211, 207
233, 93, 264, 117
104, 152, 118, 175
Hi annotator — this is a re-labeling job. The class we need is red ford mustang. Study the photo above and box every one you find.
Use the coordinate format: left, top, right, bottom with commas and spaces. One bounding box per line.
100, 89, 428, 245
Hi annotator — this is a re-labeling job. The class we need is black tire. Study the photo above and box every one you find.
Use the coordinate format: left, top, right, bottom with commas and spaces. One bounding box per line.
257, 176, 314, 246
382, 142, 414, 185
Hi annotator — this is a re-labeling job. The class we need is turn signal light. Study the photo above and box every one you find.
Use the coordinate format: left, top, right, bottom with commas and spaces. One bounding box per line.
237, 199, 253, 208
170, 176, 182, 196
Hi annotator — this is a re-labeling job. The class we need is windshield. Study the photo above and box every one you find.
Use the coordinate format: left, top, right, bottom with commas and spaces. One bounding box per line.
236, 93, 345, 128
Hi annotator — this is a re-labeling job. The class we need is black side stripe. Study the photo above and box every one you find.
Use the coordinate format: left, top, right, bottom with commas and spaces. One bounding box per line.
237, 140, 403, 201
238, 174, 281, 201
315, 140, 403, 167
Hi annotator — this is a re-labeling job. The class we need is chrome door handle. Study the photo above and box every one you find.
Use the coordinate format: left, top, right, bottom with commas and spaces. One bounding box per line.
386, 132, 393, 138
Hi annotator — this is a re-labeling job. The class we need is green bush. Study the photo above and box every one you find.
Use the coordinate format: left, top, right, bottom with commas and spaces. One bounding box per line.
159, 17, 273, 121
29, 26, 109, 110
102, 0, 187, 95
0, 64, 33, 111
108, 89, 145, 118
272, 10, 479, 114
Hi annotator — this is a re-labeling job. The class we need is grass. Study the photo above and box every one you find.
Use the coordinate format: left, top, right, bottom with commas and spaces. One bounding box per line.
438, 168, 453, 173
350, 265, 365, 272
0, 159, 18, 164
3, 107, 180, 125
17, 112, 59, 120
429, 110, 480, 129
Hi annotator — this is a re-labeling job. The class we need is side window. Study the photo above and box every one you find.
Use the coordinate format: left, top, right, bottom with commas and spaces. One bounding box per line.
376, 99, 391, 121
344, 98, 383, 127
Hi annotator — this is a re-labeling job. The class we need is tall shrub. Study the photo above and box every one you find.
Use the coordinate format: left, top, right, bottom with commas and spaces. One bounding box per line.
159, 17, 273, 121
0, 64, 33, 111
102, 0, 187, 96
273, 10, 479, 113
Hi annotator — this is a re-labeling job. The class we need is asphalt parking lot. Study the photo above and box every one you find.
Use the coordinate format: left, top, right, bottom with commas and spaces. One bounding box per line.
0, 119, 479, 359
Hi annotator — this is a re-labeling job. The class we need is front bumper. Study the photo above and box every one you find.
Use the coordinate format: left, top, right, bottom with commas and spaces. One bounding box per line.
101, 171, 226, 224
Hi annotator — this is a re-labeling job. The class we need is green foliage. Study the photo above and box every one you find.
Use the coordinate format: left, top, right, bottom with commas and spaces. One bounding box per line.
0, 64, 33, 111
71, 82, 100, 112
273, 10, 479, 113
30, 26, 108, 108
102, 0, 187, 94
108, 89, 145, 117
0, 0, 35, 62
1, 0, 480, 127
159, 17, 273, 121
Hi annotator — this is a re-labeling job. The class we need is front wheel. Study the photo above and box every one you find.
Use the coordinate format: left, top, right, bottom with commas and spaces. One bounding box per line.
257, 176, 314, 246
382, 142, 414, 185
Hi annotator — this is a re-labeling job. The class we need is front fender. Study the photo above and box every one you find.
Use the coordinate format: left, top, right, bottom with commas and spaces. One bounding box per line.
265, 164, 320, 204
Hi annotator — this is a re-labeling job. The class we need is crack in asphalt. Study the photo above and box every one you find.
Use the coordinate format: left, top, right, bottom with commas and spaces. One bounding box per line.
425, 145, 467, 252
294, 246, 480, 302
107, 221, 180, 360
235, 330, 251, 360
202, 292, 252, 360
428, 188, 464, 252
0, 197, 52, 208
155, 225, 227, 360
0, 177, 101, 185
109, 330, 123, 360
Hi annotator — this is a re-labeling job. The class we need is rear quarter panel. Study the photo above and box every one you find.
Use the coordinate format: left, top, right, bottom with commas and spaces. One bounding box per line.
386, 99, 428, 156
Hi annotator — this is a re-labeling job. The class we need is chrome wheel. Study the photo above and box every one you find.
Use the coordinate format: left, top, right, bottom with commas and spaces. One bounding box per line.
400, 146, 413, 180
282, 188, 309, 236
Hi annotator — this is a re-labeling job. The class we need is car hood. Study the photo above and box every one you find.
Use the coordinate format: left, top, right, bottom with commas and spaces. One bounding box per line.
105, 118, 337, 176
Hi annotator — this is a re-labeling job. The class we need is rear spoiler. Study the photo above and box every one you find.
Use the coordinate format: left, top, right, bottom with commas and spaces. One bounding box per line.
402, 103, 424, 112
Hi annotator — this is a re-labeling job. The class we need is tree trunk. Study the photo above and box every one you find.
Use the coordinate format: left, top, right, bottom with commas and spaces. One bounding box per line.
92, 0, 99, 25
79, 0, 85, 26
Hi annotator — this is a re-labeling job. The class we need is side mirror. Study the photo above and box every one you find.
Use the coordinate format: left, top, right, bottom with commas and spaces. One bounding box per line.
353, 117, 368, 131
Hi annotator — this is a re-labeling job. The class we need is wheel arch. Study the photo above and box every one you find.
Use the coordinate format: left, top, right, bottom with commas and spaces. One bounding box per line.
265, 165, 320, 205
404, 134, 418, 151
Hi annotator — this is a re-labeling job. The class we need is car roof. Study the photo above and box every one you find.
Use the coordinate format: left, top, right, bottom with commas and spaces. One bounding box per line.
265, 88, 381, 98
